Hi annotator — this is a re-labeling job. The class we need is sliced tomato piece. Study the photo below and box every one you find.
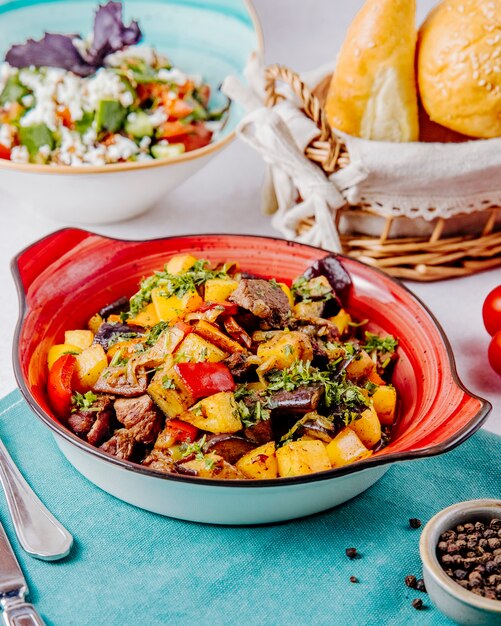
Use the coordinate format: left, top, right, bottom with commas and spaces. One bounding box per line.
157, 120, 196, 138
163, 98, 193, 119
47, 354, 76, 419
198, 301, 239, 315
0, 144, 11, 160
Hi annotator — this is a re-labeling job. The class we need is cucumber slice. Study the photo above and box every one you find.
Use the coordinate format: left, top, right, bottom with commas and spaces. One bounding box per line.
125, 111, 154, 138
19, 123, 54, 158
151, 143, 185, 159
96, 100, 127, 133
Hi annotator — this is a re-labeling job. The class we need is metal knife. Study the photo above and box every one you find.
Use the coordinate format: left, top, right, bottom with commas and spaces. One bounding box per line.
0, 520, 45, 626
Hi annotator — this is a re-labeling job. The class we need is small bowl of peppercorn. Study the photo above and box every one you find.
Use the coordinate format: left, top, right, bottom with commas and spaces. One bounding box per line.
420, 499, 501, 625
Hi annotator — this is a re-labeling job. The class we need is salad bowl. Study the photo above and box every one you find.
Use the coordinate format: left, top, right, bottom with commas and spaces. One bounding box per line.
12, 231, 491, 524
0, 0, 262, 223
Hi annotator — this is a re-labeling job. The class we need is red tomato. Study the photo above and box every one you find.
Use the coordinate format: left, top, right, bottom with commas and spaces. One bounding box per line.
483, 285, 501, 336
0, 144, 11, 160
47, 354, 76, 418
174, 124, 213, 152
488, 331, 501, 376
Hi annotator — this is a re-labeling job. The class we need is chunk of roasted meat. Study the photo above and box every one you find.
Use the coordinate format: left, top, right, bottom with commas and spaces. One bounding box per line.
93, 367, 148, 397
223, 352, 256, 381
114, 395, 162, 445
230, 279, 291, 328
100, 428, 136, 460
68, 394, 114, 446
142, 449, 175, 474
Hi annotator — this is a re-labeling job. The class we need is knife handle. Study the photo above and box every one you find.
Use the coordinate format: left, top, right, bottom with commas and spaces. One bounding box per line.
0, 438, 73, 560
1, 599, 45, 626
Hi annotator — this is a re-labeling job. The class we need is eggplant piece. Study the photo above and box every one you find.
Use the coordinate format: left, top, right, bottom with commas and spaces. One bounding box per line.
244, 418, 274, 445
303, 254, 352, 306
98, 296, 130, 319
280, 412, 337, 444
202, 434, 255, 464
268, 385, 324, 414
93, 322, 144, 351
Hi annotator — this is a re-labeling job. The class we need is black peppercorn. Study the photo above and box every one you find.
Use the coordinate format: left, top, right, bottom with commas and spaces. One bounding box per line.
415, 579, 427, 593
405, 575, 417, 589
411, 598, 423, 610
349, 576, 358, 583
490, 519, 501, 531
453, 569, 467, 581
345, 547, 359, 559
409, 518, 422, 529
475, 522, 485, 533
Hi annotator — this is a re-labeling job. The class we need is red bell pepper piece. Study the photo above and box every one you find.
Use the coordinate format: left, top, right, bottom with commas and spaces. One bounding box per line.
174, 320, 193, 335
198, 301, 239, 315
175, 362, 235, 399
47, 354, 76, 419
164, 419, 198, 444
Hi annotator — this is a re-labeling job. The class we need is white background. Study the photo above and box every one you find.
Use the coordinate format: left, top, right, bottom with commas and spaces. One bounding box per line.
0, 0, 500, 436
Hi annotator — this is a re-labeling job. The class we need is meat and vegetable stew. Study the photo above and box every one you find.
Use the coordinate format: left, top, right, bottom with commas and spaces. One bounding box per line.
46, 254, 399, 480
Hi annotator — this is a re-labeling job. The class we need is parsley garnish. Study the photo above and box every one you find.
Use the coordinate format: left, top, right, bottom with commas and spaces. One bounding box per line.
363, 332, 398, 354
161, 376, 176, 390
71, 391, 99, 413
145, 321, 169, 346
179, 435, 206, 460
126, 259, 230, 318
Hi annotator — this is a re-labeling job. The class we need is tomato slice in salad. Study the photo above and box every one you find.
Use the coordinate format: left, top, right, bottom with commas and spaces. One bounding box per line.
47, 353, 76, 418
0, 144, 11, 160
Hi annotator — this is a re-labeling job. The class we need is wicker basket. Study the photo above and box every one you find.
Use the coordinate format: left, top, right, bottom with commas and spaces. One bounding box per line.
264, 64, 501, 281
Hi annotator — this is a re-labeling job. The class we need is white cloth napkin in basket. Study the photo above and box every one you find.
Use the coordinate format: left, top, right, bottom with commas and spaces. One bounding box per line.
223, 55, 501, 252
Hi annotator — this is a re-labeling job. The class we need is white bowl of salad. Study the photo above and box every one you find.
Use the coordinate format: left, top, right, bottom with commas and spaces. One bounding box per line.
0, 0, 262, 223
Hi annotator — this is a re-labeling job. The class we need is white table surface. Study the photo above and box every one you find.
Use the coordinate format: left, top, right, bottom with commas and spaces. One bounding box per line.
0, 0, 500, 437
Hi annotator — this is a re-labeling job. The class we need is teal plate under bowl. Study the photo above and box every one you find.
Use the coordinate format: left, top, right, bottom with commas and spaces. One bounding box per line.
0, 0, 262, 139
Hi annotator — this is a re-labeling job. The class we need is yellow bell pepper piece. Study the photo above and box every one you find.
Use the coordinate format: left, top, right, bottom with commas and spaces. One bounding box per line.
166, 254, 198, 275
278, 282, 294, 307
152, 288, 203, 323
128, 302, 160, 327
47, 344, 82, 370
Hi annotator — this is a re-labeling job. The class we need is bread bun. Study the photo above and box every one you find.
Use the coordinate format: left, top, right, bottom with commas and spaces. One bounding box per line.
325, 0, 419, 142
417, 0, 501, 139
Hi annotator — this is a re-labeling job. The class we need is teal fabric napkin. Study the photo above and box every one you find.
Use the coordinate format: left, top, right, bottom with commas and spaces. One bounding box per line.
0, 389, 499, 626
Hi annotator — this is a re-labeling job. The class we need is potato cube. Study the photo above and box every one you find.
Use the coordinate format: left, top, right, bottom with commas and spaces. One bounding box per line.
257, 331, 313, 373
326, 428, 372, 468
276, 440, 331, 477
346, 350, 374, 381
236, 442, 278, 479
372, 385, 397, 425
148, 363, 195, 419
152, 288, 203, 323
166, 254, 198, 275
176, 332, 227, 363
128, 302, 160, 327
74, 344, 107, 391
47, 344, 82, 370
204, 278, 239, 302
293, 301, 325, 318
348, 406, 381, 449
64, 329, 94, 350
181, 391, 242, 434
87, 313, 104, 334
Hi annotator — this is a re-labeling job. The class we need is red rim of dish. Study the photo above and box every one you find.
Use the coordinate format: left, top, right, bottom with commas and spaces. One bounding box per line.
10, 229, 492, 488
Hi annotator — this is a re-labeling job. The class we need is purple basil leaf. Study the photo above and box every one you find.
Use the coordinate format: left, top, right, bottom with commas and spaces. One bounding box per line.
89, 1, 142, 65
303, 254, 352, 305
5, 33, 96, 76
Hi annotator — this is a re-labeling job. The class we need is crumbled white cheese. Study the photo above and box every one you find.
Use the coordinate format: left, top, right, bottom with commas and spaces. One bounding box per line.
10, 145, 29, 163
56, 72, 84, 121
139, 136, 151, 150
84, 68, 133, 110
39, 144, 51, 159
148, 107, 167, 127
105, 45, 158, 67
105, 135, 139, 161
0, 123, 15, 148
0, 62, 13, 94
21, 94, 34, 107
19, 68, 65, 130
157, 68, 187, 85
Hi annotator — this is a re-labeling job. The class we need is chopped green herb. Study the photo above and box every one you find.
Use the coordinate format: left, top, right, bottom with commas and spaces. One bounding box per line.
161, 376, 176, 390
179, 435, 206, 460
126, 259, 229, 318
363, 332, 398, 354
19, 123, 55, 158
71, 391, 99, 413
109, 348, 128, 367
145, 321, 169, 346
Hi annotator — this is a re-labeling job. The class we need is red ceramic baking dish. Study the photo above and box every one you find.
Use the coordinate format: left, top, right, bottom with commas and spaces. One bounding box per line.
11, 230, 491, 524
